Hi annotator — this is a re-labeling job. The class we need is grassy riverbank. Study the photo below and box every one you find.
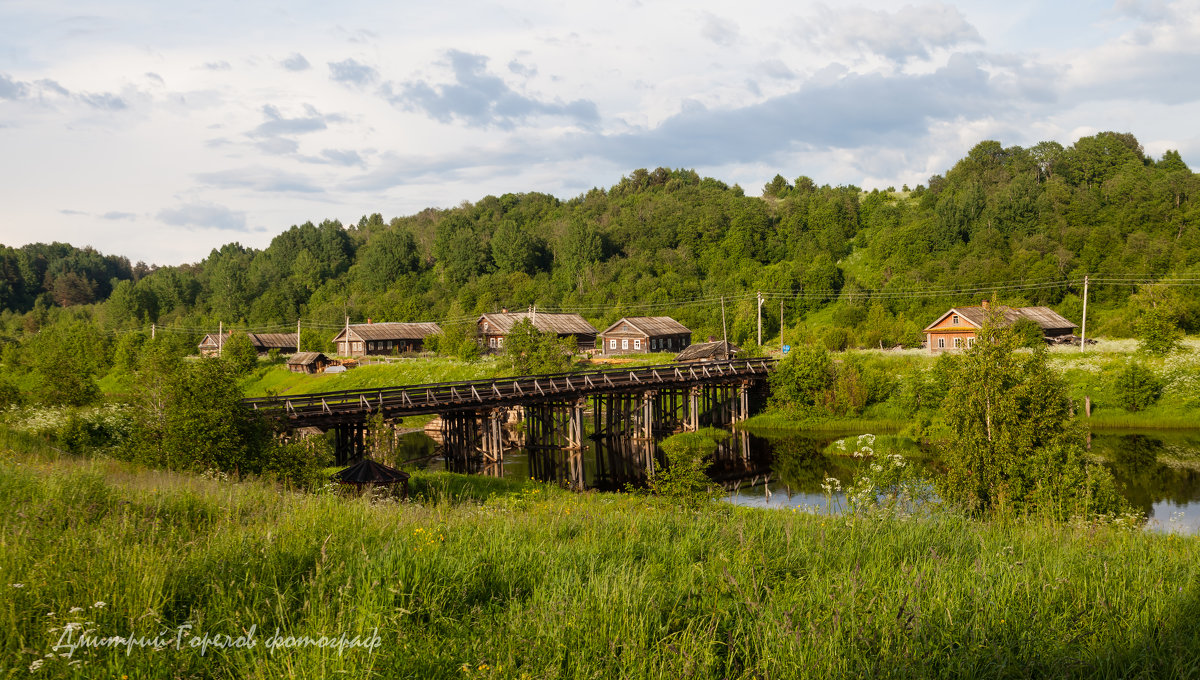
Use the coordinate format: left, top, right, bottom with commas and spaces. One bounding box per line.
2, 441, 1199, 678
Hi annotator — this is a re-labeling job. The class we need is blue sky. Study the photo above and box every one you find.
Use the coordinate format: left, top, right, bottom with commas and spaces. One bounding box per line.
2, 0, 1198, 265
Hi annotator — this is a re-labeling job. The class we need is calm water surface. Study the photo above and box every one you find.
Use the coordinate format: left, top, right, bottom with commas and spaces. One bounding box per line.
396, 429, 1200, 533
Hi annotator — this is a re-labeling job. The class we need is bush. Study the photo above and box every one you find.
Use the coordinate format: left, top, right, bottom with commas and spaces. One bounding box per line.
651, 429, 726, 509
221, 332, 259, 374
768, 345, 833, 414
1010, 317, 1045, 348
1135, 308, 1181, 355
1113, 361, 1163, 412
820, 327, 849, 352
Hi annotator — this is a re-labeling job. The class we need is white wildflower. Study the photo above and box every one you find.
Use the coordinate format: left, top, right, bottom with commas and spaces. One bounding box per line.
91, 601, 106, 609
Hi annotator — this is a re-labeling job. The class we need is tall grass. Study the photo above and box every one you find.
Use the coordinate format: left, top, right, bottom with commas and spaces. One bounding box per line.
3, 444, 1199, 678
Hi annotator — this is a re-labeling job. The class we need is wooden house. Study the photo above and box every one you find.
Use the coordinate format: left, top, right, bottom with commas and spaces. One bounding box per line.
330, 322, 442, 357
675, 340, 740, 363
924, 302, 1076, 352
286, 352, 330, 374
198, 331, 298, 356
477, 311, 597, 351
598, 316, 691, 355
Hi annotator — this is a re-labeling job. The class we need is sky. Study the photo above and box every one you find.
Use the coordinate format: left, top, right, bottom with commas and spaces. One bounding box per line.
2, 0, 1200, 266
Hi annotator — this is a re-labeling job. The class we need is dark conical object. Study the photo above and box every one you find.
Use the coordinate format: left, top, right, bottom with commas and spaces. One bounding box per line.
332, 459, 411, 487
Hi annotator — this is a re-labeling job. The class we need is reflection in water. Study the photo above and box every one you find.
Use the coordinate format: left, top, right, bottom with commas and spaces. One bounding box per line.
397, 427, 1200, 532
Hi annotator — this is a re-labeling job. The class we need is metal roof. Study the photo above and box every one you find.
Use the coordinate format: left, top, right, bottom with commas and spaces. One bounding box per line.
599, 316, 691, 337
478, 312, 597, 336
332, 322, 442, 342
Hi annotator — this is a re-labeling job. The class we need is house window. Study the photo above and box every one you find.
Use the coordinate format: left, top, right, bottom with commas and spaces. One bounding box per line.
497, 337, 504, 347
634, 339, 641, 350
967, 337, 975, 348
610, 339, 617, 349
651, 339, 657, 350
952, 314, 959, 325
489, 337, 497, 348
937, 338, 945, 349
353, 342, 362, 352
622, 339, 629, 350
954, 338, 962, 348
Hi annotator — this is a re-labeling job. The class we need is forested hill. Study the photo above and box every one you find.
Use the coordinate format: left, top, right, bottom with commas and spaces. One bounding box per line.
3, 131, 1199, 349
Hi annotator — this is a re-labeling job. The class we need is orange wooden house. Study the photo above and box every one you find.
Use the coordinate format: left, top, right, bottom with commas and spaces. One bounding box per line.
923, 301, 1076, 352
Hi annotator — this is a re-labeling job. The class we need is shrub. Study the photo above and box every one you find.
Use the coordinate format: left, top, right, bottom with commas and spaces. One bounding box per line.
1135, 308, 1181, 355
651, 429, 726, 509
221, 332, 259, 374
1113, 361, 1163, 412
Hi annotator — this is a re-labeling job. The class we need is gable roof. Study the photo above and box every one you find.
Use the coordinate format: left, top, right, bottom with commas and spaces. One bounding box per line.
332, 322, 442, 342
924, 305, 1076, 333
675, 340, 739, 362
287, 352, 327, 366
599, 316, 691, 337
246, 332, 297, 349
478, 312, 597, 336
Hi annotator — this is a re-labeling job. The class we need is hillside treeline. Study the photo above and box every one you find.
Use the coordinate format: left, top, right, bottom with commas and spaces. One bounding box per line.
3, 131, 1199, 354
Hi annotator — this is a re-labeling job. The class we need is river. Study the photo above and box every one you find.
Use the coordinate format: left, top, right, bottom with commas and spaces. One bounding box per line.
395, 428, 1200, 533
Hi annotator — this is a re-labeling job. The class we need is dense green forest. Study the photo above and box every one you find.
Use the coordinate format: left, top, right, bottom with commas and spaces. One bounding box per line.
2, 131, 1199, 367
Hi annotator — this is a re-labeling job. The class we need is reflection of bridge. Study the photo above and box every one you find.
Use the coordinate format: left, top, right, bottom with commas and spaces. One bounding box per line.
245, 359, 776, 464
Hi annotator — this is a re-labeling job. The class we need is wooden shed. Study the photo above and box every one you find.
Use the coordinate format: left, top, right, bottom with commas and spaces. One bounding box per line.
330, 322, 442, 357
675, 340, 740, 363
477, 311, 597, 351
924, 302, 1076, 353
598, 316, 692, 355
286, 352, 330, 374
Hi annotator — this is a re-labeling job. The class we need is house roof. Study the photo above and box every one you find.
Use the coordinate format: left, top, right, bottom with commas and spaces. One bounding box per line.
333, 459, 410, 486
247, 332, 297, 349
478, 312, 597, 336
675, 340, 740, 362
332, 322, 442, 342
599, 316, 691, 337
287, 352, 327, 366
923, 305, 1076, 333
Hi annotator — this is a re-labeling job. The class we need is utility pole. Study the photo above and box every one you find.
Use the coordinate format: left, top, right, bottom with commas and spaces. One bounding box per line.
151, 323, 155, 340
756, 291, 763, 346
1080, 275, 1089, 352
780, 300, 784, 355
344, 315, 350, 356
218, 321, 223, 357
721, 296, 728, 358
297, 318, 302, 352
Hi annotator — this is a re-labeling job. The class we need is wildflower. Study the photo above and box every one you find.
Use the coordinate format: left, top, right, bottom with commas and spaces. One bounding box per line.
92, 601, 106, 609
29, 659, 43, 672
9, 583, 24, 588
69, 607, 83, 614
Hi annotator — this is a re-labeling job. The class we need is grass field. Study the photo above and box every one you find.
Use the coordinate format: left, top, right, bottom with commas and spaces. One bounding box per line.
2, 438, 1199, 679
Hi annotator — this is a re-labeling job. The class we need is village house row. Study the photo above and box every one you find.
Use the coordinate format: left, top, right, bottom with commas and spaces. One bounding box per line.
198, 302, 1081, 372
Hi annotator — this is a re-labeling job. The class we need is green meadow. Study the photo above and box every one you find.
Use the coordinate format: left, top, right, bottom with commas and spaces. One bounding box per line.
2, 435, 1199, 679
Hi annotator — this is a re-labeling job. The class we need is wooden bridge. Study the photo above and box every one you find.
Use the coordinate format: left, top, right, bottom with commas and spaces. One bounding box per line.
245, 358, 776, 465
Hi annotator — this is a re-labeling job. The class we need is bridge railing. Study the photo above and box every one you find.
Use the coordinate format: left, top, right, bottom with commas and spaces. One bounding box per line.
244, 358, 776, 420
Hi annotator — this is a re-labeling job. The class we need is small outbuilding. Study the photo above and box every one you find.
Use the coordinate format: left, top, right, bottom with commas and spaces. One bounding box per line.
477, 311, 597, 351
598, 316, 692, 355
198, 331, 298, 356
330, 321, 442, 357
286, 352, 330, 374
675, 340, 740, 363
923, 301, 1076, 352
333, 459, 410, 497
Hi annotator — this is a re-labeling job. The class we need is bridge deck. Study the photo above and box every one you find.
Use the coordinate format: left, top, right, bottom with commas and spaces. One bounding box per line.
245, 359, 776, 428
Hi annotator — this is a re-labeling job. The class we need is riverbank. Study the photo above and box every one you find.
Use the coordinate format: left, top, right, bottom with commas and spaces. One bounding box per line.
2, 442, 1198, 678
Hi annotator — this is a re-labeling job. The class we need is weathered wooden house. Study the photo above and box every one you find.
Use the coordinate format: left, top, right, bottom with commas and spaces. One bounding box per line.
675, 340, 740, 362
923, 302, 1076, 352
197, 331, 298, 357
598, 316, 691, 355
330, 322, 442, 357
286, 352, 330, 374
477, 311, 597, 351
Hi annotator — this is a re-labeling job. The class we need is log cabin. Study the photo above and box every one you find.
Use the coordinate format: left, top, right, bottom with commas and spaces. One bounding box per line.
598, 316, 691, 355
330, 322, 442, 357
477, 311, 597, 351
924, 301, 1076, 352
